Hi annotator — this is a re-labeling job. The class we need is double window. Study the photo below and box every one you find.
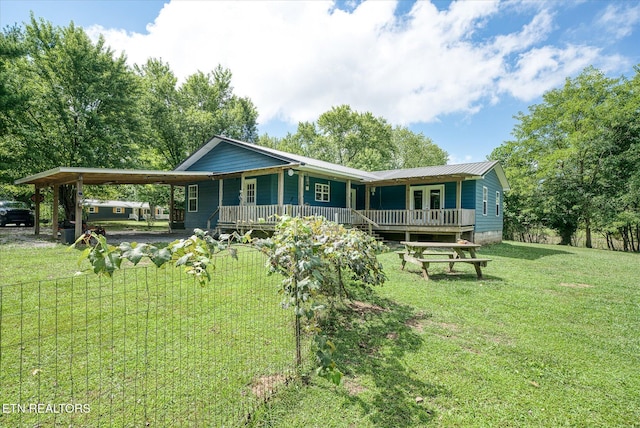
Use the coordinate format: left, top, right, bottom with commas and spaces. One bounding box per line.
315, 183, 330, 202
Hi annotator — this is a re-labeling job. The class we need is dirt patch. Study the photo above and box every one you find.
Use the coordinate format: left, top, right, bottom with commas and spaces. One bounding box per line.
405, 311, 430, 333
559, 282, 593, 289
343, 377, 366, 396
348, 300, 388, 315
250, 374, 288, 400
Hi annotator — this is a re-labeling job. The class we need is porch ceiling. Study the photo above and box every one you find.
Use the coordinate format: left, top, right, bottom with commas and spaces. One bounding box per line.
15, 167, 213, 187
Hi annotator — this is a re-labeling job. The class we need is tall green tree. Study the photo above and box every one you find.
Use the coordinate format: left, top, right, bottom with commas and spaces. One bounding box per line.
492, 66, 640, 248
138, 62, 259, 169
1, 17, 144, 219
390, 126, 448, 169
313, 105, 393, 171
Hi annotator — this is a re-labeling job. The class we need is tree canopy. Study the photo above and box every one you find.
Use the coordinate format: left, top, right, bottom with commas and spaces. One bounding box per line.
491, 66, 640, 250
258, 105, 448, 171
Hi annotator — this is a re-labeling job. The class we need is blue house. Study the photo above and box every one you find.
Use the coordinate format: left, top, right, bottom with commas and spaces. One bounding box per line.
173, 135, 510, 244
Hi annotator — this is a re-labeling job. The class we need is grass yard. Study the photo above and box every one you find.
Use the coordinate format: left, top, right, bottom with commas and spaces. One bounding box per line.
0, 242, 299, 427
249, 241, 640, 427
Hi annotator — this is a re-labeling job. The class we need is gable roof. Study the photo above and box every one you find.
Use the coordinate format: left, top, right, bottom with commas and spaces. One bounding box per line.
175, 135, 509, 189
174, 135, 379, 181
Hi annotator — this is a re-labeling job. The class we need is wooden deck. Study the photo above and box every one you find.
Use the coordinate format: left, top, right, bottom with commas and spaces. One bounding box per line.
215, 205, 475, 236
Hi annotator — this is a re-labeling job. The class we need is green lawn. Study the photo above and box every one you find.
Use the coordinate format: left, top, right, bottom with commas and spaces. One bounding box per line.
0, 244, 299, 427
1, 239, 638, 427
249, 241, 640, 427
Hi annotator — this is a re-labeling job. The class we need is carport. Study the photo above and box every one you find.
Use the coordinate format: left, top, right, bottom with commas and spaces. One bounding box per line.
15, 167, 213, 241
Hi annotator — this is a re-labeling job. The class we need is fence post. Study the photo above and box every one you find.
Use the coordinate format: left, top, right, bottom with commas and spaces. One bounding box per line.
294, 276, 302, 366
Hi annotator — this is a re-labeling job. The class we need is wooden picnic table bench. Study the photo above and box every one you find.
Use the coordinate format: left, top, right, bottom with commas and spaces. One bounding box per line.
399, 241, 491, 280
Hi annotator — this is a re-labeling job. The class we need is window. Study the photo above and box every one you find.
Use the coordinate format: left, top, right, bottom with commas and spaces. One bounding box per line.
496, 191, 501, 216
315, 183, 330, 202
88, 206, 98, 213
113, 207, 124, 214
188, 185, 198, 212
244, 179, 257, 205
482, 186, 488, 216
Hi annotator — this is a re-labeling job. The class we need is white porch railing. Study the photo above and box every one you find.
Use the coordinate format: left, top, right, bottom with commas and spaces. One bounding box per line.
356, 209, 475, 227
219, 205, 354, 225
218, 205, 475, 228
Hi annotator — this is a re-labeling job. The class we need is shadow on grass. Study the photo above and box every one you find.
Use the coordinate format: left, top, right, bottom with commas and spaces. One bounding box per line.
482, 242, 571, 260
321, 287, 450, 426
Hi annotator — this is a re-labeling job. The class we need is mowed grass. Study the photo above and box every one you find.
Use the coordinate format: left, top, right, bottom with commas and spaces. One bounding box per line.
249, 242, 640, 427
0, 243, 298, 427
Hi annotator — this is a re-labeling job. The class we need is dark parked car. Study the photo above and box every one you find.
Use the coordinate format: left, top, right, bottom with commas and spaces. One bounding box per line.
0, 200, 35, 227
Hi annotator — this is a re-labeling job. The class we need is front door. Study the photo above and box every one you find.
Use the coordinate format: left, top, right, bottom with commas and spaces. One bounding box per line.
410, 185, 444, 224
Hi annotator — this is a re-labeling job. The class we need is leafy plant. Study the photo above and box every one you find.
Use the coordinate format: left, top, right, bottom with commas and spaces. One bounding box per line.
254, 215, 387, 384
72, 228, 246, 285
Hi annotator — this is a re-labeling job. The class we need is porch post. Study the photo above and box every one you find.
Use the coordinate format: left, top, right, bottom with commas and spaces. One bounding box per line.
240, 174, 245, 205
219, 179, 223, 206
34, 186, 41, 235
365, 185, 370, 210
405, 185, 411, 210
169, 185, 174, 232
456, 179, 462, 224
74, 175, 83, 239
298, 173, 304, 205
52, 185, 59, 240
278, 169, 285, 206
346, 180, 352, 209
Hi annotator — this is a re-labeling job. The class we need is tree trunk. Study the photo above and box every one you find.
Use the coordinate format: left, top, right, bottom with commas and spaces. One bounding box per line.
559, 229, 573, 246
584, 218, 592, 248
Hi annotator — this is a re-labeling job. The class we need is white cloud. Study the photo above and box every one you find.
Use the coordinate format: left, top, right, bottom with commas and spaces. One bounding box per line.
86, 0, 628, 128
597, 3, 640, 40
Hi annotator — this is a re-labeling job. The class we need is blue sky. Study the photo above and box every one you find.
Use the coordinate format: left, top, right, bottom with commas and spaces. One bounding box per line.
2, 0, 639, 164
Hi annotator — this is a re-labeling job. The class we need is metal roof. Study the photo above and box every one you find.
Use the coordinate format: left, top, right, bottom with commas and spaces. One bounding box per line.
15, 167, 213, 187
371, 161, 509, 190
16, 138, 509, 191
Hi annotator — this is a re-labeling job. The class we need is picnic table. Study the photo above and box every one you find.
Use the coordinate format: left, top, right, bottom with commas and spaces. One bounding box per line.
398, 241, 491, 280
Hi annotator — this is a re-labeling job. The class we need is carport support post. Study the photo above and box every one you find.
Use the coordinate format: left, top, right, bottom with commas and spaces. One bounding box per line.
74, 175, 83, 240
169, 185, 174, 233
52, 185, 59, 240
34, 187, 41, 235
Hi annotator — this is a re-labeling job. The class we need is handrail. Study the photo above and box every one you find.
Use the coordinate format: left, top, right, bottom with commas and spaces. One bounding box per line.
206, 207, 220, 230
351, 209, 379, 228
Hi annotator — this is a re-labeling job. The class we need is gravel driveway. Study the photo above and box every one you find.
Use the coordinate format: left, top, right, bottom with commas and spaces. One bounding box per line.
0, 226, 193, 247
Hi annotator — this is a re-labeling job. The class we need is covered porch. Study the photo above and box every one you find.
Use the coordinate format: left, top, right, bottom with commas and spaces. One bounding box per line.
215, 204, 475, 239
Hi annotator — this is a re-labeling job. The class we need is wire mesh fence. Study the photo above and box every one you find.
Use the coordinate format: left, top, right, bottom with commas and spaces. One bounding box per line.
0, 246, 305, 427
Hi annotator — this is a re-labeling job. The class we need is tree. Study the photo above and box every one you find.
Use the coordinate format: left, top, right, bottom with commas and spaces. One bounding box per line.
2, 17, 144, 219
390, 126, 448, 169
138, 62, 259, 169
492, 66, 640, 248
313, 105, 394, 171
136, 59, 183, 169
258, 106, 448, 171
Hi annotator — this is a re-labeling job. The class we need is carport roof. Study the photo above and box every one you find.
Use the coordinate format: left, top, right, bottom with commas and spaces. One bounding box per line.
15, 167, 213, 187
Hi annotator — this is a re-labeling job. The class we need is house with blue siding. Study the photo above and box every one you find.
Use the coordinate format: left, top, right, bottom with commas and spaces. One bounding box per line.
173, 135, 510, 244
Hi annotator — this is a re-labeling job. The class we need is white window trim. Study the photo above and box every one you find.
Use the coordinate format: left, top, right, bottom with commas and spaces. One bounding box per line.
482, 186, 488, 216
244, 178, 257, 206
188, 184, 198, 212
496, 191, 501, 217
315, 183, 330, 202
